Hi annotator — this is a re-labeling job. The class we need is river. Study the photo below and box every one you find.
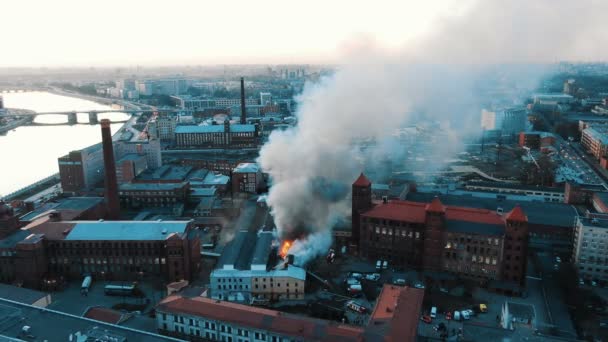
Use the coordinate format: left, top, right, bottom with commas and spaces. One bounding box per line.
0, 91, 130, 197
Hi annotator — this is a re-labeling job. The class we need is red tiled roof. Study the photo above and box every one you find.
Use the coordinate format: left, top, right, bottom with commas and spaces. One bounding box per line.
362, 201, 427, 223
83, 307, 124, 324
505, 205, 528, 222
425, 197, 446, 213
156, 296, 364, 341
367, 285, 424, 342
353, 173, 371, 187
362, 200, 505, 226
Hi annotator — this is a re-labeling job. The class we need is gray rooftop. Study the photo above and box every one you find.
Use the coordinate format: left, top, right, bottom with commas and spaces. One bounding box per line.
20, 197, 104, 221
233, 163, 260, 174
65, 221, 190, 241
0, 229, 34, 249
407, 192, 577, 228
446, 220, 504, 235
120, 182, 188, 191
0, 283, 48, 305
117, 153, 146, 162
0, 298, 177, 342
251, 232, 274, 266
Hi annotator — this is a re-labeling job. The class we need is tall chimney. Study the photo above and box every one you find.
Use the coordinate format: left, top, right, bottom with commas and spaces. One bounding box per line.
100, 119, 120, 219
240, 77, 247, 124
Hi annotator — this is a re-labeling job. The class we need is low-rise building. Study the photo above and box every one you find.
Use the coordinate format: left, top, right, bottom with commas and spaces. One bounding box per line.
155, 284, 424, 342
581, 126, 608, 160
573, 216, 608, 282
232, 163, 263, 194
58, 143, 104, 193
210, 230, 306, 303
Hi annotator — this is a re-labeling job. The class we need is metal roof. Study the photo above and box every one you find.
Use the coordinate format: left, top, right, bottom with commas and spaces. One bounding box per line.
446, 219, 504, 235
175, 124, 255, 134
233, 163, 260, 174
65, 221, 190, 241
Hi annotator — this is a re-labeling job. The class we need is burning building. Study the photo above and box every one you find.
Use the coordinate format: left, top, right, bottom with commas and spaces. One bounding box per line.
210, 230, 306, 303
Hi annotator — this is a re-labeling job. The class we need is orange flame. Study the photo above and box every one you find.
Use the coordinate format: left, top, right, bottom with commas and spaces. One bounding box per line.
279, 240, 293, 259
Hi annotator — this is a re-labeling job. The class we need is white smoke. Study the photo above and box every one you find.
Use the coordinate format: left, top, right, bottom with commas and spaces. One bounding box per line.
258, 0, 608, 264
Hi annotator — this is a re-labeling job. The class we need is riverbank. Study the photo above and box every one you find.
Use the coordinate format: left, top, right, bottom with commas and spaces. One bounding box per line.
0, 115, 33, 133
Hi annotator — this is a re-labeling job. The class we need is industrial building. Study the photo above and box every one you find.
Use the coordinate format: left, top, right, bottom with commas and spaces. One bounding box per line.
57, 143, 104, 193
174, 122, 259, 149
155, 284, 424, 342
354, 174, 529, 294
231, 163, 263, 194
209, 230, 306, 303
0, 213, 200, 288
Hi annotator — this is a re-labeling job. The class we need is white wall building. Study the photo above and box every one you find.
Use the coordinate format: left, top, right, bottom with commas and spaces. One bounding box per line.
573, 216, 608, 282
481, 107, 527, 136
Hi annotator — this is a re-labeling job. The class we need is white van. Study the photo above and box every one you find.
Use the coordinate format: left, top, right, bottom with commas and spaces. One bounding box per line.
430, 306, 437, 318
376, 260, 382, 270
454, 311, 461, 321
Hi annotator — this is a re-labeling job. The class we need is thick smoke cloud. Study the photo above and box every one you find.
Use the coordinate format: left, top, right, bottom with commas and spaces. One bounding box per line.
258, 0, 608, 265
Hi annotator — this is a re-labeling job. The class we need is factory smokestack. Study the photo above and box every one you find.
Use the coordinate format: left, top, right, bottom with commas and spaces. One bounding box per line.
100, 119, 120, 220
240, 77, 246, 124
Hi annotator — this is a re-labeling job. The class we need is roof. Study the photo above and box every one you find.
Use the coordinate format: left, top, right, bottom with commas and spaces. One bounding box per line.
446, 220, 504, 235
426, 197, 446, 213
156, 295, 363, 341
190, 187, 217, 197
0, 229, 31, 249
119, 182, 188, 191
0, 297, 176, 342
65, 221, 190, 241
83, 306, 125, 324
251, 231, 274, 266
234, 162, 261, 173
0, 283, 49, 305
353, 173, 371, 187
362, 200, 505, 227
20, 197, 104, 222
202, 172, 230, 186
505, 205, 528, 222
366, 285, 424, 342
465, 181, 564, 193
406, 192, 577, 228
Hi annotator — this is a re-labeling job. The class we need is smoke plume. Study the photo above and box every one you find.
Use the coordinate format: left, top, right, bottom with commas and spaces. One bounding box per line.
258, 0, 608, 265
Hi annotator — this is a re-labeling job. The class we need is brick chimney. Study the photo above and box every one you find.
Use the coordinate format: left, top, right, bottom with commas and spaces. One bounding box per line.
101, 119, 120, 219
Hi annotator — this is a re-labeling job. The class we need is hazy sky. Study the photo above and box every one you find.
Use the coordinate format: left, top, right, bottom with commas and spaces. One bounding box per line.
0, 0, 472, 67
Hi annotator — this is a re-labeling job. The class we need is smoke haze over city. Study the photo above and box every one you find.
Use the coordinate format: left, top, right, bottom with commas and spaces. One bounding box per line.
258, 0, 608, 264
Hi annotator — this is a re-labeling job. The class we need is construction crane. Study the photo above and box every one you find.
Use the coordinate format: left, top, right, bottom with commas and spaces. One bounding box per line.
523, 146, 540, 170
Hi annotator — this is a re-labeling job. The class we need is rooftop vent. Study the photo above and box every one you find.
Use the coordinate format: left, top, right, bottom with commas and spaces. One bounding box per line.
497, 207, 504, 215
99, 219, 104, 222
161, 228, 168, 234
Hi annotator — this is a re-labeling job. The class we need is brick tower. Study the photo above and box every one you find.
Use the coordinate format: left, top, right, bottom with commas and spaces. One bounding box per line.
423, 197, 446, 271
352, 173, 372, 246
503, 205, 528, 288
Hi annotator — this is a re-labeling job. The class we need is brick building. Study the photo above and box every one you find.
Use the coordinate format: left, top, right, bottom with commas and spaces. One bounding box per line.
0, 215, 200, 288
57, 143, 104, 193
118, 182, 190, 209
231, 163, 263, 194
155, 284, 423, 342
354, 175, 529, 293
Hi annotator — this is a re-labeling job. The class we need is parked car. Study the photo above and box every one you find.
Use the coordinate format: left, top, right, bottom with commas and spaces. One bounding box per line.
382, 260, 388, 270
461, 309, 473, 320
453, 311, 461, 321
420, 315, 432, 324
393, 278, 406, 286
579, 278, 585, 286
430, 307, 437, 318
414, 282, 425, 289
346, 301, 368, 314
439, 287, 448, 293
591, 280, 598, 287
473, 304, 488, 313
376, 260, 382, 270
348, 272, 363, 280
365, 273, 381, 281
